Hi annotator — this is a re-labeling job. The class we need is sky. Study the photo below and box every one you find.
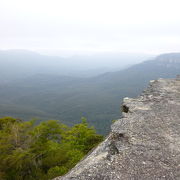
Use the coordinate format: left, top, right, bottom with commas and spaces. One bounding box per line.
0, 0, 180, 56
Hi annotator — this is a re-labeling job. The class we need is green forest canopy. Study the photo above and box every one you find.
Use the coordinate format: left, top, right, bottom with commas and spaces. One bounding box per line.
0, 117, 103, 180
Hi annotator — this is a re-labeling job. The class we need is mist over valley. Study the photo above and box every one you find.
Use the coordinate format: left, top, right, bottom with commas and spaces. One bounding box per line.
0, 50, 179, 134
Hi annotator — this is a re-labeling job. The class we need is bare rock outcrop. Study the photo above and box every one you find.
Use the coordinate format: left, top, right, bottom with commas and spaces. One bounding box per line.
54, 77, 180, 180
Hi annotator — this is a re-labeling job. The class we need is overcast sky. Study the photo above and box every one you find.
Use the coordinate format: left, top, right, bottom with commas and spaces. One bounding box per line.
0, 0, 180, 56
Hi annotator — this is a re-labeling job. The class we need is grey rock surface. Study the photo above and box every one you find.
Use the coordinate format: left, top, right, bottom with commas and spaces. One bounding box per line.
54, 77, 180, 180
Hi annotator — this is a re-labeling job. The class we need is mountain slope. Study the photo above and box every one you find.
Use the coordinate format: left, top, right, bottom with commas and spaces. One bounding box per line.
0, 53, 180, 134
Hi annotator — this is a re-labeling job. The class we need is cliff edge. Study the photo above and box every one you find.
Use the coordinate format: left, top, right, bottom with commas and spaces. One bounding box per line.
54, 77, 180, 180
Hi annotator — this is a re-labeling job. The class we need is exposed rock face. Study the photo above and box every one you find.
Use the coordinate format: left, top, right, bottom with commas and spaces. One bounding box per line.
54, 77, 180, 180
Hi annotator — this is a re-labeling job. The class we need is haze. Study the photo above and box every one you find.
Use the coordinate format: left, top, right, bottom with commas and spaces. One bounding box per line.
1, 0, 180, 57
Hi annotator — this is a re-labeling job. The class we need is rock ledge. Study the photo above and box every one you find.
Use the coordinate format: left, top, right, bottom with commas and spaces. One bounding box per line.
54, 77, 180, 180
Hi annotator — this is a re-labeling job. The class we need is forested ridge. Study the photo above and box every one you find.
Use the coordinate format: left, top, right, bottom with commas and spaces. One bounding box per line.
0, 53, 180, 134
0, 117, 103, 180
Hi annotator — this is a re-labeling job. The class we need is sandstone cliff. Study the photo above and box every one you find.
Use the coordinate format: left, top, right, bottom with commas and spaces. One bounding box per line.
54, 77, 180, 180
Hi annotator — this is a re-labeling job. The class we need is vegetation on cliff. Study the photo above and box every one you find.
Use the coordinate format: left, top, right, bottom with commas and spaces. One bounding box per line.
0, 117, 103, 180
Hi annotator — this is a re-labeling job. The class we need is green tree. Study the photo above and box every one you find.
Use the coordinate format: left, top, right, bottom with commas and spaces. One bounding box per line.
0, 117, 103, 180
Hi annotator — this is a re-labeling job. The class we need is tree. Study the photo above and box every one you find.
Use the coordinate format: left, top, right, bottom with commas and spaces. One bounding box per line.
0, 117, 103, 180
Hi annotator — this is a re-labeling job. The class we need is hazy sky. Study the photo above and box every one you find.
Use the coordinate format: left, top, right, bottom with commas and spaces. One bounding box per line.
1, 0, 180, 56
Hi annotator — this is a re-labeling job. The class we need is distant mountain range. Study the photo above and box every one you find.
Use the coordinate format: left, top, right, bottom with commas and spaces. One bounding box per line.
0, 50, 150, 83
0, 51, 179, 134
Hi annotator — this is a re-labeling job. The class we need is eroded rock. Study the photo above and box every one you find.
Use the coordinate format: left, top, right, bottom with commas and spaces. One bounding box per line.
54, 77, 180, 180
